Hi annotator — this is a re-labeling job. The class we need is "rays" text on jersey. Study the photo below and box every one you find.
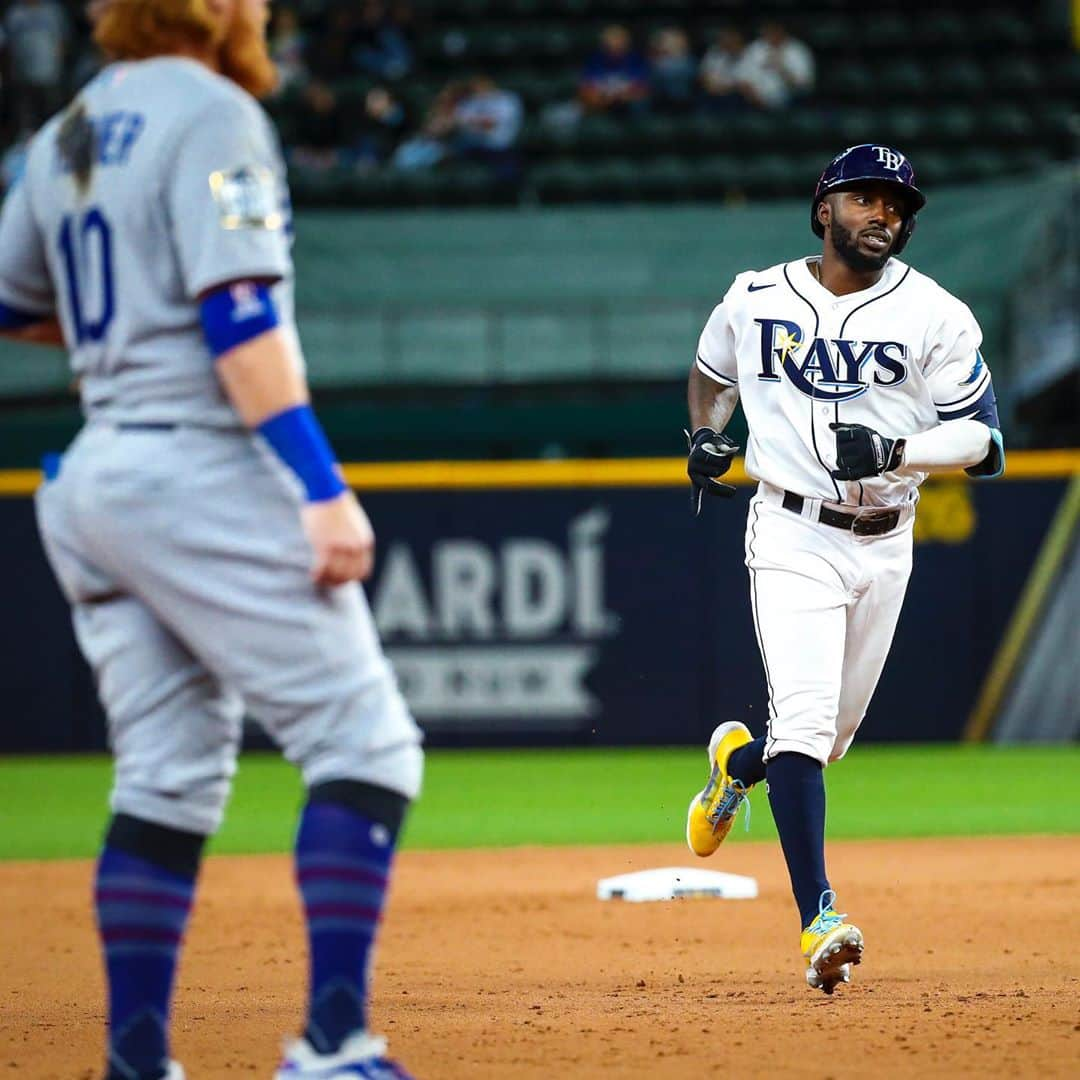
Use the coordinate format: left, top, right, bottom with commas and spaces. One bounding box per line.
754, 318, 908, 402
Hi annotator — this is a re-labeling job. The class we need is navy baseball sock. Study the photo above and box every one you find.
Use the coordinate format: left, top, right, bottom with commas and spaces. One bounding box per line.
765, 753, 831, 929
97, 814, 204, 1080
726, 735, 768, 787
297, 781, 407, 1055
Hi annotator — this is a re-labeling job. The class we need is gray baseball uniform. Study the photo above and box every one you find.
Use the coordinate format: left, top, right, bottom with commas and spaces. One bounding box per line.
0, 57, 422, 833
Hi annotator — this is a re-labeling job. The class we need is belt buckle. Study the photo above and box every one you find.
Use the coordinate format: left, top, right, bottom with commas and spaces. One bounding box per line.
851, 507, 899, 538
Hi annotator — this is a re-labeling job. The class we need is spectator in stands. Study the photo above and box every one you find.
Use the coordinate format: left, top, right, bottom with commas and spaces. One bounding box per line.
353, 85, 410, 169
392, 75, 522, 182
353, 0, 414, 82
738, 20, 815, 110
0, 129, 31, 195
579, 24, 650, 115
698, 26, 756, 111
2, 0, 70, 132
648, 26, 695, 112
391, 79, 467, 170
450, 74, 523, 180
269, 4, 309, 95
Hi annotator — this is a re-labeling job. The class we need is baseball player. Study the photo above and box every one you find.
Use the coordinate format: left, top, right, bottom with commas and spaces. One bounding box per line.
0, 2, 422, 1077
683, 145, 1004, 993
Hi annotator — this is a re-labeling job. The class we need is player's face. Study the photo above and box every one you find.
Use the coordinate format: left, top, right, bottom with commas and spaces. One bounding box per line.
219, 0, 277, 99
823, 184, 908, 272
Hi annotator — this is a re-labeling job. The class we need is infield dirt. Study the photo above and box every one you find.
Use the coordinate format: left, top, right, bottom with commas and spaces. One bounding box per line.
3, 836, 1078, 1078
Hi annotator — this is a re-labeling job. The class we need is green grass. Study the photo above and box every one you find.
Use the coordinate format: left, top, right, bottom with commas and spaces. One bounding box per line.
1, 745, 1078, 861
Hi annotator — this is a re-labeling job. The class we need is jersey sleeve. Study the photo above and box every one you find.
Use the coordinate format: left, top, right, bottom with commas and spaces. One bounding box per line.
166, 95, 291, 299
0, 173, 55, 317
923, 302, 998, 426
695, 289, 739, 387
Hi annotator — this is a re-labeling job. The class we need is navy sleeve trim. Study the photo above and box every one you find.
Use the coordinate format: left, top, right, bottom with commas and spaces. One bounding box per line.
937, 377, 1000, 428
0, 298, 47, 330
695, 353, 737, 386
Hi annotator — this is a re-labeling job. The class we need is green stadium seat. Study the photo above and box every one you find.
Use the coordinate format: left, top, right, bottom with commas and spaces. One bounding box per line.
587, 158, 643, 202
877, 60, 931, 100
931, 105, 979, 144
879, 107, 928, 145
990, 56, 1043, 96
834, 107, 878, 147
1047, 52, 1080, 94
986, 104, 1036, 144
635, 155, 695, 200
740, 154, 796, 198
726, 111, 781, 149
950, 149, 1013, 182
800, 15, 849, 53
1031, 101, 1077, 143
576, 114, 631, 155
820, 63, 874, 103
785, 109, 831, 149
932, 58, 987, 101
688, 155, 742, 198
497, 310, 595, 380
910, 150, 952, 187
917, 12, 968, 46
975, 10, 1034, 47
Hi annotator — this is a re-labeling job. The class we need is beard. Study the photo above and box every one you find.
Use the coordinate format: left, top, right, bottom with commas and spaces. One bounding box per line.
829, 216, 893, 273
219, 5, 278, 99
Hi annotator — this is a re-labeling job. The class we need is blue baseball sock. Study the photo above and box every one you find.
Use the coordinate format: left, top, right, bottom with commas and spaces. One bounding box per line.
96, 817, 203, 1080
296, 791, 402, 1055
766, 752, 831, 929
726, 735, 768, 787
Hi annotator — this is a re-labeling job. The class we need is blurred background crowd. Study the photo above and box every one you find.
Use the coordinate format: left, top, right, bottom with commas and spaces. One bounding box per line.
2, 0, 1077, 206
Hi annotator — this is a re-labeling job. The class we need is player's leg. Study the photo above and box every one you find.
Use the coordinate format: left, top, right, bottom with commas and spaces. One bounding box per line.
76, 598, 242, 1080
744, 495, 864, 991
106, 432, 422, 1072
830, 528, 914, 762
38, 469, 243, 1080
745, 498, 847, 922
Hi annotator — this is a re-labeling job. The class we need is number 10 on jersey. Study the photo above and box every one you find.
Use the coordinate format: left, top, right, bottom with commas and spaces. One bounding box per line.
58, 207, 115, 344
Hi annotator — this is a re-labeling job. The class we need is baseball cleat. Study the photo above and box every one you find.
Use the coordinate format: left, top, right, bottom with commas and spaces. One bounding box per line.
801, 889, 863, 995
275, 1031, 414, 1079
685, 720, 755, 857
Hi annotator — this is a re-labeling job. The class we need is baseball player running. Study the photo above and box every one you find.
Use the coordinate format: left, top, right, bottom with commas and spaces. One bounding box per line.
0, 2, 422, 1076
683, 145, 1004, 993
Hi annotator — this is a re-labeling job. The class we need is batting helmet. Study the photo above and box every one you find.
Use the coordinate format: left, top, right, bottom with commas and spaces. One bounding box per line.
811, 144, 926, 255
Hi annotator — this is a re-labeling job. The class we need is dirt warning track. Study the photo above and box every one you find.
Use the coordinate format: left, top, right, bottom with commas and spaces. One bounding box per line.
3, 836, 1078, 1078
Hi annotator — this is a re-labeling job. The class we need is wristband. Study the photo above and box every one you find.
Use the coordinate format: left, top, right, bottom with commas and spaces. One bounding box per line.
257, 404, 347, 502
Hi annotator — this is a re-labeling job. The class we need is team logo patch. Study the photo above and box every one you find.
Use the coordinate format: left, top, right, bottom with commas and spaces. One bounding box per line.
208, 165, 282, 230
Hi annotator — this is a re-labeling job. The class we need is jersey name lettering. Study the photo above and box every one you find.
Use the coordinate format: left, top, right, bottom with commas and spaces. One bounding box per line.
55, 111, 145, 174
755, 317, 908, 402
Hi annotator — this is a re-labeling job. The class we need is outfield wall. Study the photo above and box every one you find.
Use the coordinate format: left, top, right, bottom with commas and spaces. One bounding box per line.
1, 454, 1075, 752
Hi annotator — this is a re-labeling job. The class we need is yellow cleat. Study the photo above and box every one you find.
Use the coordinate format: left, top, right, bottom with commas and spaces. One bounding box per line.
800, 890, 864, 994
685, 721, 754, 857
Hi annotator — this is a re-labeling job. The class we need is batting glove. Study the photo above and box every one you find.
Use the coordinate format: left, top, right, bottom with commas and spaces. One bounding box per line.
685, 427, 739, 515
829, 422, 905, 480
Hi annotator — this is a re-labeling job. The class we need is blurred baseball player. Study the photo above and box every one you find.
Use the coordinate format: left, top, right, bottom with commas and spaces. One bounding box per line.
0, 1, 422, 1076
683, 145, 1004, 993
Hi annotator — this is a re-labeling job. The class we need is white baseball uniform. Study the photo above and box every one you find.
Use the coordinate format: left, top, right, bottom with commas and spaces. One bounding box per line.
696, 255, 998, 764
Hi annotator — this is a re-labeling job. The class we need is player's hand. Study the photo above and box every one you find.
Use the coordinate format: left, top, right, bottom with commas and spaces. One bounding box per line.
686, 427, 739, 515
829, 422, 904, 480
301, 491, 376, 585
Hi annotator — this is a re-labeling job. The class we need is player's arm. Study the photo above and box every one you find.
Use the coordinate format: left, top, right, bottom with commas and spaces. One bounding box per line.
0, 167, 61, 346
167, 94, 374, 587
204, 285, 374, 586
686, 299, 742, 513
831, 313, 1005, 482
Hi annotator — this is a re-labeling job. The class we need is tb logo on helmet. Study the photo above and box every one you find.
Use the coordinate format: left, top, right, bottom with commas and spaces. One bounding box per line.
873, 146, 905, 171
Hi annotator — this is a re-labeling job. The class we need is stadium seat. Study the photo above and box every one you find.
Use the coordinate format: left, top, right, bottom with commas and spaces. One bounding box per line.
932, 58, 988, 101
989, 56, 1043, 96
877, 60, 931, 100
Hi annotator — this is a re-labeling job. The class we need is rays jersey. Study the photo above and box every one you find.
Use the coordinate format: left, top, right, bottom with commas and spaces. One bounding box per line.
0, 56, 294, 428
696, 256, 995, 507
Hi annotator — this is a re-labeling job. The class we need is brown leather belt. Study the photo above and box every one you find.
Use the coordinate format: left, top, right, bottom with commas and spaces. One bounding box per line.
782, 490, 901, 537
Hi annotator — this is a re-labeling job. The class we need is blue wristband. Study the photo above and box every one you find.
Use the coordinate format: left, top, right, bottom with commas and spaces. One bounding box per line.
200, 281, 279, 358
257, 404, 347, 502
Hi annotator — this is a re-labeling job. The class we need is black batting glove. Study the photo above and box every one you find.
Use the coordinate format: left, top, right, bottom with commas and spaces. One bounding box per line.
685, 427, 739, 515
829, 422, 905, 480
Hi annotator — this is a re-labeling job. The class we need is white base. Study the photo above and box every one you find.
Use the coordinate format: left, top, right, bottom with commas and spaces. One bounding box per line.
597, 866, 758, 902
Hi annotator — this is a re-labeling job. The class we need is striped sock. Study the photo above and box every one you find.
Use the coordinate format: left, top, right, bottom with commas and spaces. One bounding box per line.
296, 799, 396, 1054
96, 847, 197, 1080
